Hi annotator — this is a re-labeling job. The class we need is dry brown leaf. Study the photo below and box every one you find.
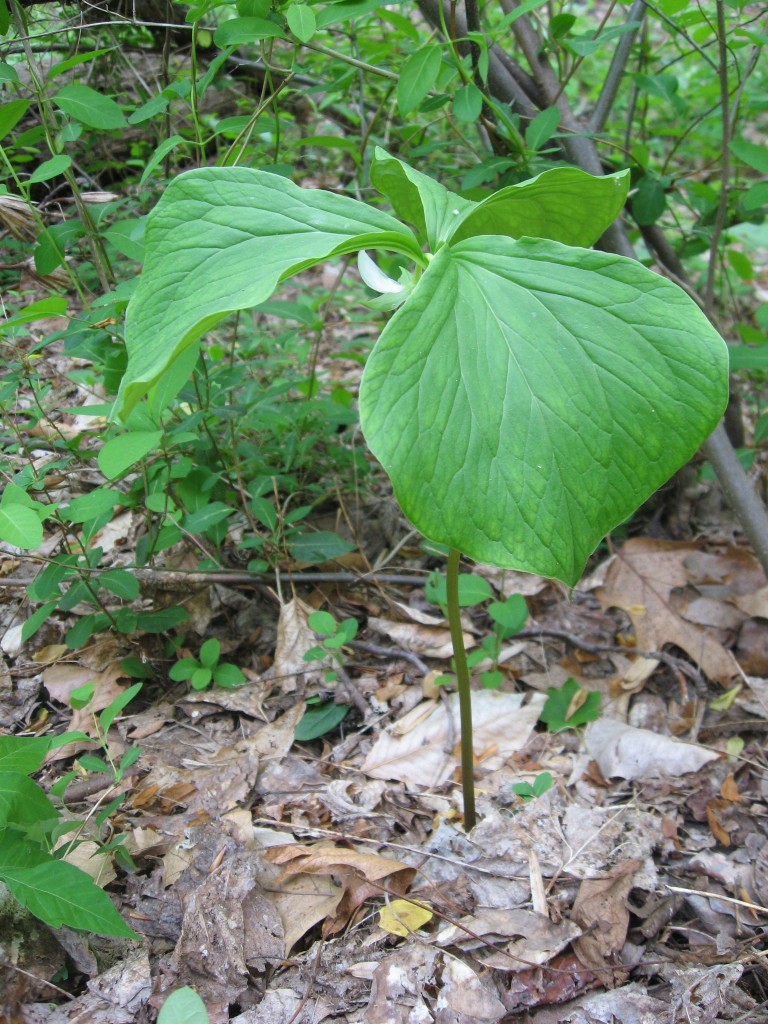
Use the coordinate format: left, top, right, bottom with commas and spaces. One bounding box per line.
733, 584, 768, 619
572, 859, 641, 983
584, 719, 719, 781
360, 690, 546, 788
265, 842, 416, 935
435, 955, 507, 1022
271, 597, 328, 689
596, 538, 740, 686
436, 908, 581, 970
368, 615, 475, 659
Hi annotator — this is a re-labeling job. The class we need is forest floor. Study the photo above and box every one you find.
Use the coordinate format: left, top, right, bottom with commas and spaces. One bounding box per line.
2, 274, 768, 1024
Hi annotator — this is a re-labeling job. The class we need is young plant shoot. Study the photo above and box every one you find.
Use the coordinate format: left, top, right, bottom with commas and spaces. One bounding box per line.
113, 150, 729, 829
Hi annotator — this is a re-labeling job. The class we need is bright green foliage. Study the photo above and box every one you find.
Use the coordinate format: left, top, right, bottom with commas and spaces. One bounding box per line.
361, 236, 728, 583
294, 698, 350, 741
303, 609, 358, 684
116, 149, 728, 586
0, 734, 138, 938
540, 678, 601, 732
158, 987, 209, 1024
511, 771, 553, 802
169, 638, 246, 690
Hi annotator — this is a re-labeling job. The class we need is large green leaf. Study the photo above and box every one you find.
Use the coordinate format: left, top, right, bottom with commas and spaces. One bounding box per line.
359, 236, 728, 585
371, 150, 628, 250
371, 148, 474, 247
2, 856, 138, 937
448, 167, 629, 247
115, 168, 421, 418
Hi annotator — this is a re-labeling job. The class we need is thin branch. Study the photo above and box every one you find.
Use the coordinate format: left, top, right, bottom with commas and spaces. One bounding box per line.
588, 0, 647, 134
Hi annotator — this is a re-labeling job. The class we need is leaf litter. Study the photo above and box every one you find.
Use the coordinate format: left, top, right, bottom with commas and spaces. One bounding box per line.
2, 324, 768, 1021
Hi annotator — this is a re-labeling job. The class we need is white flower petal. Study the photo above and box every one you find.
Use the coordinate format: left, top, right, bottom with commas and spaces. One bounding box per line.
358, 250, 403, 294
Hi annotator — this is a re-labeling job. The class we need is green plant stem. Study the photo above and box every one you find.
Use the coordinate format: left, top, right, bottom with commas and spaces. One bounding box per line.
446, 547, 476, 831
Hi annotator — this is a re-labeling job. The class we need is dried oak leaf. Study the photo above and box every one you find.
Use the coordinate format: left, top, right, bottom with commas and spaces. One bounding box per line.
596, 539, 740, 686
571, 858, 641, 985
265, 842, 416, 935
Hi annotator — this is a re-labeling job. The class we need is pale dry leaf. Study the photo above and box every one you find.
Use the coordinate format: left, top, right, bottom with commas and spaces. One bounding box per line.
365, 945, 438, 1024
390, 599, 446, 626
250, 828, 342, 956
584, 719, 719, 781
733, 585, 768, 619
475, 564, 549, 597
361, 690, 546, 788
436, 954, 507, 1022
271, 596, 328, 689
265, 841, 416, 935
572, 859, 641, 980
368, 615, 475, 659
596, 538, 740, 686
58, 839, 117, 887
436, 908, 581, 969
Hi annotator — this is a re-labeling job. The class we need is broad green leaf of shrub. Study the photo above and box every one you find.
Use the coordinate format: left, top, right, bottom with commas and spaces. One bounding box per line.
0, 506, 42, 549
397, 45, 441, 115
286, 2, 316, 41
2, 857, 139, 937
295, 701, 350, 741
99, 430, 162, 478
53, 84, 127, 130
158, 987, 209, 1024
0, 772, 58, 827
359, 236, 728, 585
114, 168, 421, 419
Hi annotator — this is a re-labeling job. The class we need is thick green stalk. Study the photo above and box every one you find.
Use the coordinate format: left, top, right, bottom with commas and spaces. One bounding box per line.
446, 548, 476, 831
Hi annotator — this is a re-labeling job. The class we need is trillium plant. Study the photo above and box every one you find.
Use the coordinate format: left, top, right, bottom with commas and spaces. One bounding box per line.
115, 149, 728, 829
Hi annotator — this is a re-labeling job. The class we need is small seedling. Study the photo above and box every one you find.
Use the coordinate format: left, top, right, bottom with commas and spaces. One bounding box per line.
511, 770, 554, 802
294, 695, 350, 741
303, 609, 358, 683
169, 638, 246, 690
539, 678, 601, 733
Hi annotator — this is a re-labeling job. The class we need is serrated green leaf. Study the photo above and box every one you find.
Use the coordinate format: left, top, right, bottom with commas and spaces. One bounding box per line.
453, 83, 483, 123
397, 45, 441, 115
98, 431, 162, 479
114, 168, 420, 419
53, 84, 127, 130
2, 857, 138, 937
359, 236, 728, 586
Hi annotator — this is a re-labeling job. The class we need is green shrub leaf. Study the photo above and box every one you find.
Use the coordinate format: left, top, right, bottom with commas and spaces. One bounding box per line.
2, 857, 138, 937
53, 84, 127, 129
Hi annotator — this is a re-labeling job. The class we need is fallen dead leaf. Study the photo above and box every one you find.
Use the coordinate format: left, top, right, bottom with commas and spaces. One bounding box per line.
361, 690, 546, 789
572, 859, 641, 983
584, 719, 719, 781
596, 538, 740, 686
265, 842, 416, 935
368, 615, 475, 659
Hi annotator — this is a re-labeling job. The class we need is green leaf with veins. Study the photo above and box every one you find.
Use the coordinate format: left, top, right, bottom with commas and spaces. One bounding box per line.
114, 166, 422, 419
359, 235, 728, 585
